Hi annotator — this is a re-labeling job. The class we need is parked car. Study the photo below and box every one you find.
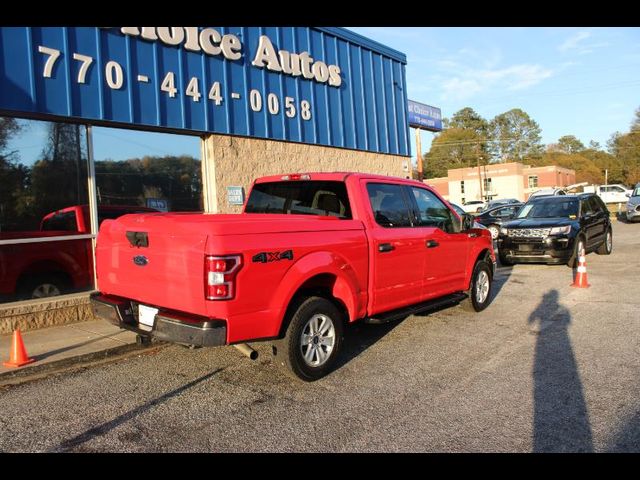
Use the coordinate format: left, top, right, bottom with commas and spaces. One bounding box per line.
626, 185, 640, 222
497, 193, 612, 267
528, 187, 567, 199
583, 184, 632, 204
480, 198, 520, 212
91, 172, 496, 381
461, 200, 486, 214
0, 204, 158, 301
475, 203, 524, 240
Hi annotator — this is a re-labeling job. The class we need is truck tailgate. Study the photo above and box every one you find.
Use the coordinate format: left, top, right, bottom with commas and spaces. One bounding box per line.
95, 214, 208, 315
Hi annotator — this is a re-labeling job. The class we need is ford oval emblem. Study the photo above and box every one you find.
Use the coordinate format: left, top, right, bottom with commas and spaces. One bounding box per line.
133, 255, 148, 267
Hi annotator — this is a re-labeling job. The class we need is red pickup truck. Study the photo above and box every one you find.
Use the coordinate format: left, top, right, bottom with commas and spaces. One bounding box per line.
0, 205, 157, 301
91, 173, 496, 380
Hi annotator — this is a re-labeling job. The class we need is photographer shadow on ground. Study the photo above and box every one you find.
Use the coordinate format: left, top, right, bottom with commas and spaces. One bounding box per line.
528, 289, 593, 452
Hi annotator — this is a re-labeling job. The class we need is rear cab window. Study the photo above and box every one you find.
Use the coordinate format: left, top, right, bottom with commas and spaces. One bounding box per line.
245, 181, 352, 219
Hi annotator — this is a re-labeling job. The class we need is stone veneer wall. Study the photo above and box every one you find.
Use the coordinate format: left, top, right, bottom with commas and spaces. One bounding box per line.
0, 293, 93, 334
202, 134, 409, 213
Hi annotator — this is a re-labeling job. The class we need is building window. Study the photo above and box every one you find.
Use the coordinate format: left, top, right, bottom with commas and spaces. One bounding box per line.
93, 127, 203, 214
483, 177, 492, 193
460, 180, 465, 194
528, 175, 538, 188
0, 117, 92, 303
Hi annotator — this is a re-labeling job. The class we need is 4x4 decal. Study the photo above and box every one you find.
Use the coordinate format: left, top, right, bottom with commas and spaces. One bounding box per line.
252, 250, 294, 263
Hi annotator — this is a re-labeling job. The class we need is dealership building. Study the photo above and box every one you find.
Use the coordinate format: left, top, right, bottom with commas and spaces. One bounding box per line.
0, 27, 411, 332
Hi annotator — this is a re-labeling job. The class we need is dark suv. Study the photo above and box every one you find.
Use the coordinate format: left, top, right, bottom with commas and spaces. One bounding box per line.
497, 193, 612, 267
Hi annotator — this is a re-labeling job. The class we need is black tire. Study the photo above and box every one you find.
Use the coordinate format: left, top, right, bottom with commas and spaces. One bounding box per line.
18, 273, 70, 300
273, 296, 344, 381
499, 251, 514, 266
568, 236, 586, 268
596, 228, 613, 255
461, 261, 493, 312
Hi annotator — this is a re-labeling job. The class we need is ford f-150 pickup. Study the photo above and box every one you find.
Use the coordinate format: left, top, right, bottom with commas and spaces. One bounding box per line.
90, 173, 496, 380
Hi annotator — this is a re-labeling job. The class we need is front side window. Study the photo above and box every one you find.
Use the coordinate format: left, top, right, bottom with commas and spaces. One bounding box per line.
366, 183, 411, 228
410, 187, 455, 233
587, 196, 602, 214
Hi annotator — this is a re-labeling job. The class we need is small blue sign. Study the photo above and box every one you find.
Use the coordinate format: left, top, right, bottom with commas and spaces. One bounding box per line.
408, 100, 442, 132
146, 198, 169, 212
227, 186, 245, 206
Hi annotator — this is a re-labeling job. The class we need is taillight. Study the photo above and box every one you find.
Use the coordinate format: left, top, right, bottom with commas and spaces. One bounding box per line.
205, 255, 242, 300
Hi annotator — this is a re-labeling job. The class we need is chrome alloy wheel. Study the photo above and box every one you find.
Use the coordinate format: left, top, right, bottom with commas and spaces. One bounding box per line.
475, 270, 490, 304
300, 313, 336, 367
606, 230, 612, 252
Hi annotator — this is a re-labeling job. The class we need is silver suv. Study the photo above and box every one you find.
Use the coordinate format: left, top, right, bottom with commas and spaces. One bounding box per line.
626, 186, 640, 222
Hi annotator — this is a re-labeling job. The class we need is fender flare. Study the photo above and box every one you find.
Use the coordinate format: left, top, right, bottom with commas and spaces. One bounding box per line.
269, 251, 363, 326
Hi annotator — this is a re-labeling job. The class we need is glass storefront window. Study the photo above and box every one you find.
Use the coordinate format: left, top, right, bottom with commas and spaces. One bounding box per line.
0, 117, 92, 302
92, 127, 202, 214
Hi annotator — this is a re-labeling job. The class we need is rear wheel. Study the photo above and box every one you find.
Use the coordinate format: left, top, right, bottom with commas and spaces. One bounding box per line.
18, 273, 70, 300
461, 261, 493, 312
273, 296, 344, 381
596, 228, 612, 255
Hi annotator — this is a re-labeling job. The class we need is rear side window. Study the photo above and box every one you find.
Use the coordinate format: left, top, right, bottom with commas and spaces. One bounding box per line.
367, 183, 412, 228
245, 181, 352, 219
41, 211, 78, 232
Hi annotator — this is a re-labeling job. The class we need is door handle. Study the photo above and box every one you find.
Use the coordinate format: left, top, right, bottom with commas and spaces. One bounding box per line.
426, 239, 439, 248
378, 243, 395, 253
467, 232, 479, 238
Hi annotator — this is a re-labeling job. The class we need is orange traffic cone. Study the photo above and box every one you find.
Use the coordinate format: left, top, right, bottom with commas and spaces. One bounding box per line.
571, 248, 590, 288
3, 329, 35, 368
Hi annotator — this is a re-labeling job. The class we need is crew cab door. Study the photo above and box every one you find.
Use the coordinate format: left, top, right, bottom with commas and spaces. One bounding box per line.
406, 186, 471, 298
364, 182, 426, 315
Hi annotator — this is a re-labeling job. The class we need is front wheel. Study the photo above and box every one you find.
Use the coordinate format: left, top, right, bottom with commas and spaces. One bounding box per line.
488, 225, 499, 240
461, 261, 493, 312
274, 296, 344, 381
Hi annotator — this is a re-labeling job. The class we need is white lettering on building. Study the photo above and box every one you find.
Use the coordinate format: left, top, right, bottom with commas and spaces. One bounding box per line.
108, 28, 341, 88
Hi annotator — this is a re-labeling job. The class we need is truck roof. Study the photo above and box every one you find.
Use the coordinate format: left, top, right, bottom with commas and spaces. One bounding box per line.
254, 172, 427, 187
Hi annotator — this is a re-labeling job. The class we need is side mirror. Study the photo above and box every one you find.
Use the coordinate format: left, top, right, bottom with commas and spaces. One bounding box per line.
626, 193, 631, 198
461, 213, 475, 231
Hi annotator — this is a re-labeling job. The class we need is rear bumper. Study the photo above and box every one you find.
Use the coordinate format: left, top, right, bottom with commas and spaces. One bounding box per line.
90, 293, 227, 347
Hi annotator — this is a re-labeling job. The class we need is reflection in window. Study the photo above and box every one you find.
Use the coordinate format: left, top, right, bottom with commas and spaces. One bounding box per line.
0, 117, 92, 303
93, 127, 202, 213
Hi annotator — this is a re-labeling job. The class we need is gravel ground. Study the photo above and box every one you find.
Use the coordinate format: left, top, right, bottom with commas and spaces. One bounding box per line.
0, 221, 638, 452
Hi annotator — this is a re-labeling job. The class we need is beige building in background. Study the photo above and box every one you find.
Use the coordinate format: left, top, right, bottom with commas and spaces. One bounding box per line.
426, 162, 576, 205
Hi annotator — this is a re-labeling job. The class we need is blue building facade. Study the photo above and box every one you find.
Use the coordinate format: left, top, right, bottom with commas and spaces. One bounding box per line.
0, 27, 410, 156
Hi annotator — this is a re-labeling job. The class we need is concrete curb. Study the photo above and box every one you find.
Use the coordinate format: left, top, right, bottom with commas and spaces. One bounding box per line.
0, 342, 167, 388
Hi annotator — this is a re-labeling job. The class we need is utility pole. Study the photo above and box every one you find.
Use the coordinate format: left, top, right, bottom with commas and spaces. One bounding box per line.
476, 142, 483, 201
415, 128, 423, 181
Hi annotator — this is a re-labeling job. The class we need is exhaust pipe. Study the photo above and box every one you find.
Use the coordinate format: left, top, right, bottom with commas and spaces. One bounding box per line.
233, 343, 258, 360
